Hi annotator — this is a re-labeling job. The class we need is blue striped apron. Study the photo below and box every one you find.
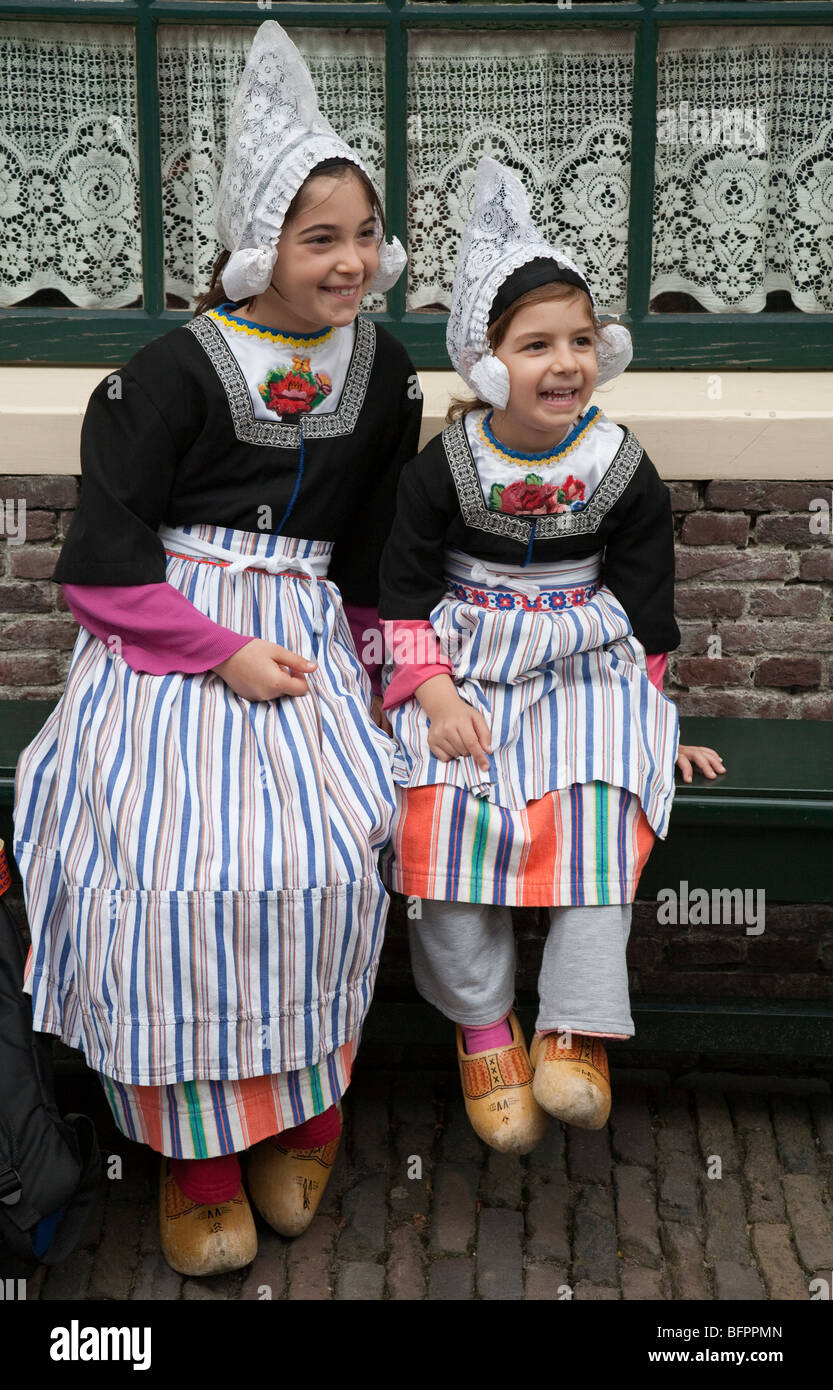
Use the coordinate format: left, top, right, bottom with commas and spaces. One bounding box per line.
384, 548, 679, 840
14, 524, 397, 1088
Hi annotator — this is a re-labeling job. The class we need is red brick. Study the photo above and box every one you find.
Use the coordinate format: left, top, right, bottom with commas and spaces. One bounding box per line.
676, 657, 752, 687
674, 588, 745, 618
675, 550, 793, 582
706, 481, 831, 512
59, 511, 77, 539
673, 691, 794, 718
55, 587, 70, 612
682, 513, 749, 546
756, 514, 828, 544
9, 547, 61, 580
0, 654, 62, 684
720, 621, 833, 653
799, 694, 833, 721
668, 482, 702, 512
0, 616, 79, 650
4, 476, 79, 509
755, 657, 821, 688
16, 510, 57, 542
669, 938, 747, 968
748, 586, 823, 617
0, 583, 54, 613
799, 551, 833, 582
745, 937, 820, 970
675, 621, 712, 654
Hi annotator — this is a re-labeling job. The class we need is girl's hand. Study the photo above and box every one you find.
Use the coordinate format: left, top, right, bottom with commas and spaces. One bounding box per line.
371, 693, 392, 735
415, 674, 492, 772
676, 744, 726, 783
213, 638, 316, 701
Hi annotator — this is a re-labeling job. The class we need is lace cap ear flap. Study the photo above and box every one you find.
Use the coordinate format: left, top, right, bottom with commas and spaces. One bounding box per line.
221, 245, 277, 301
468, 351, 511, 410
594, 322, 633, 387
369, 235, 407, 293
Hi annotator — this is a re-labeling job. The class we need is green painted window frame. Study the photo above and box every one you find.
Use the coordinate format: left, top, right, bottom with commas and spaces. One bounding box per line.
2, 0, 833, 367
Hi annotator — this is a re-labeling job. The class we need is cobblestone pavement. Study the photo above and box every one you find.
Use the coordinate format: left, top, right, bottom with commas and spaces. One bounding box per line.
27, 1062, 833, 1303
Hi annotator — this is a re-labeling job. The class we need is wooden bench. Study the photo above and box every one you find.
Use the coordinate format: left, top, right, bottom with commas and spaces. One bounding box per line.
3, 702, 833, 1058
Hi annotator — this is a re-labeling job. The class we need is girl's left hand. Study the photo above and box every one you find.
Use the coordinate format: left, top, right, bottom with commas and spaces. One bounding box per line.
676, 745, 726, 783
371, 693, 392, 735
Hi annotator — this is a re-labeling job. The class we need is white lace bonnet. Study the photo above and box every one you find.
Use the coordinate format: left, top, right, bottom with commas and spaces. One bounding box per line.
446, 158, 633, 410
215, 21, 406, 302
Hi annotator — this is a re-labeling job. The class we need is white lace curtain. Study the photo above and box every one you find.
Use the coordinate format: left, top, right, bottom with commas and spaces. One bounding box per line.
653, 27, 833, 312
1, 20, 831, 313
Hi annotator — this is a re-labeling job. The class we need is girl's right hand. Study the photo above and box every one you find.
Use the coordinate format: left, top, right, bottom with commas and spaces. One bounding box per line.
212, 638, 316, 701
415, 674, 492, 772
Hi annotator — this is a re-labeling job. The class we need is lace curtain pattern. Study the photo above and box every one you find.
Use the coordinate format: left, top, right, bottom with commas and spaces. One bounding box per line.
1, 21, 831, 314
652, 27, 833, 312
0, 23, 142, 308
406, 30, 634, 317
0, 22, 386, 310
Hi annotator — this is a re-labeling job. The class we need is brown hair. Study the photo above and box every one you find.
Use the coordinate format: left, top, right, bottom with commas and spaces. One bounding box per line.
192, 159, 385, 319
445, 280, 606, 425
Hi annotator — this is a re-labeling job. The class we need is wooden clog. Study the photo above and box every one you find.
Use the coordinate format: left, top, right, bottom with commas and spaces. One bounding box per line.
529, 1031, 612, 1130
159, 1159, 258, 1277
246, 1131, 341, 1238
456, 1010, 548, 1154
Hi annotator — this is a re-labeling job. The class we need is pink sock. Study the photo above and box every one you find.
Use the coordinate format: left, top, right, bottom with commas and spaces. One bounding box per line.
170, 1153, 241, 1204
275, 1104, 342, 1151
462, 1015, 513, 1054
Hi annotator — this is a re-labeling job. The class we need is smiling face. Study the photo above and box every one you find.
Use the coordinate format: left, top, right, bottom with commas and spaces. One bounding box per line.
490, 290, 599, 454
245, 169, 380, 335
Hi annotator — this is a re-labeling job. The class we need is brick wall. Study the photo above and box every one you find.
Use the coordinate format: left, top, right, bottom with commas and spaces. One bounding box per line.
667, 481, 833, 719
374, 896, 833, 1006
1, 474, 832, 714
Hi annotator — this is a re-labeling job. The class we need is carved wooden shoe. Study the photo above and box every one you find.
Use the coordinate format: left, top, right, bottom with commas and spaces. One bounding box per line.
246, 1131, 341, 1238
456, 1010, 548, 1154
529, 1032, 612, 1130
159, 1159, 258, 1277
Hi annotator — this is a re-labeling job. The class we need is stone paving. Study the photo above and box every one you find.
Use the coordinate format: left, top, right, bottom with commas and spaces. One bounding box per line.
25, 1059, 833, 1302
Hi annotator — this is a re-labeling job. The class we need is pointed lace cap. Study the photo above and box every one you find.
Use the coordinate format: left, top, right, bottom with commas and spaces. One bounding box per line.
446, 158, 631, 408
215, 21, 405, 300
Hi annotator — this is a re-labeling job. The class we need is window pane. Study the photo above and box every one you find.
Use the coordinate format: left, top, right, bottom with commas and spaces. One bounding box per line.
0, 21, 141, 309
652, 26, 833, 313
407, 29, 634, 315
158, 25, 387, 311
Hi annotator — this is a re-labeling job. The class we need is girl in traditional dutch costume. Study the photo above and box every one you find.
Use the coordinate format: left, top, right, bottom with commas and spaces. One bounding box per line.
13, 22, 421, 1275
378, 159, 723, 1152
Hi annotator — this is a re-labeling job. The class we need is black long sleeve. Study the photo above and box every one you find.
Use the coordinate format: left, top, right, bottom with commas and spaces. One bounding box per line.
328, 361, 423, 608
601, 453, 680, 654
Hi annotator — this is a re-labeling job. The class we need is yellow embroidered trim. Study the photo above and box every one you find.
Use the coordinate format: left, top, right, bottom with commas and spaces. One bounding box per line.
208, 310, 335, 349
478, 408, 599, 469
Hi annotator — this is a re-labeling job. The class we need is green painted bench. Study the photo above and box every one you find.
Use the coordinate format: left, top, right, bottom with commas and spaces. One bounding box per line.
3, 702, 833, 1058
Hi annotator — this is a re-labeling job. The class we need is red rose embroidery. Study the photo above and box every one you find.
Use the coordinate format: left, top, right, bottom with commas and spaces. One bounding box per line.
499, 480, 564, 515
266, 372, 317, 416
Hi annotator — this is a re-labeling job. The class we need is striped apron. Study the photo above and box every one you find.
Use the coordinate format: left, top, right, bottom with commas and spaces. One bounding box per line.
14, 525, 397, 1105
381, 549, 679, 907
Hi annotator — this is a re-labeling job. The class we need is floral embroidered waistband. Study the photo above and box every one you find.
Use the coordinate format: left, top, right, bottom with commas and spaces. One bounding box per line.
445, 579, 599, 612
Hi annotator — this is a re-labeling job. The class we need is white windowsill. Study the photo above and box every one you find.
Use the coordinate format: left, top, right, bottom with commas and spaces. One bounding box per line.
0, 368, 831, 479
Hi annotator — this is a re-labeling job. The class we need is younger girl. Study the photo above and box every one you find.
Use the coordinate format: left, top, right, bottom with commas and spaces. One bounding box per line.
379, 159, 723, 1152
14, 22, 420, 1275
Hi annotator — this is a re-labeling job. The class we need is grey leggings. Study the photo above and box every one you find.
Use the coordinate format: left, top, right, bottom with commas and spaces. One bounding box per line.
409, 899, 634, 1038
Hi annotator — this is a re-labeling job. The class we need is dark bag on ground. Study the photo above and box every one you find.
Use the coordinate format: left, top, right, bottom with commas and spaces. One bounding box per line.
0, 847, 100, 1278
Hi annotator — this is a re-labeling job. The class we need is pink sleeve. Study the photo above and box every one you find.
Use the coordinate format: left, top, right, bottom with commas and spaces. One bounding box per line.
381, 619, 454, 711
646, 652, 668, 692
62, 583, 253, 676
344, 604, 384, 698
